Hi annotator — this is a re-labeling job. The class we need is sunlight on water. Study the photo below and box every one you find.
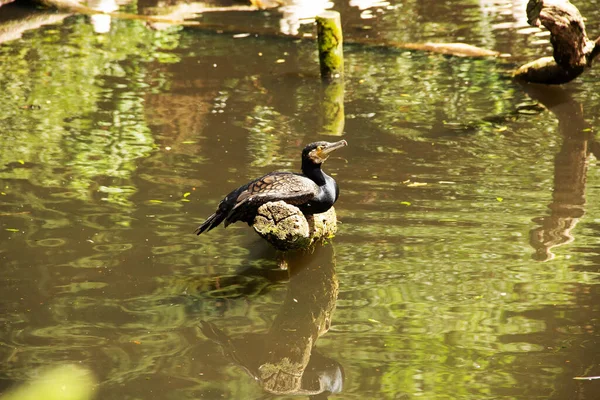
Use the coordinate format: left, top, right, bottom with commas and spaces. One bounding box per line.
1, 0, 600, 399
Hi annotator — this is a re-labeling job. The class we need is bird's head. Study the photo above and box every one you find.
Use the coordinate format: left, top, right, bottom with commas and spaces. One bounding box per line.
302, 140, 348, 165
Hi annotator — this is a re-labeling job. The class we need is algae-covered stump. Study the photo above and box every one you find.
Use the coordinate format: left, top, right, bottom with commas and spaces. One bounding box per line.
316, 11, 344, 81
252, 201, 337, 251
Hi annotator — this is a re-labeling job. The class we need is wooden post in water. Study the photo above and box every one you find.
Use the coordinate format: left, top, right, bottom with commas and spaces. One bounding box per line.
316, 11, 344, 80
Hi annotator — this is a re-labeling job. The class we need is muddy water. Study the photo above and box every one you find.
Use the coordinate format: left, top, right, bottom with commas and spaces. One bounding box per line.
1, 0, 600, 399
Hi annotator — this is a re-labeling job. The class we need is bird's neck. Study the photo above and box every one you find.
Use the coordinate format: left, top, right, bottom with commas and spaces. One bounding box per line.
302, 161, 327, 186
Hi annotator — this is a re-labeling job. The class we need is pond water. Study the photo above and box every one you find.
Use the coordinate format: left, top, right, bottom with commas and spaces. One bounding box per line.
1, 0, 600, 399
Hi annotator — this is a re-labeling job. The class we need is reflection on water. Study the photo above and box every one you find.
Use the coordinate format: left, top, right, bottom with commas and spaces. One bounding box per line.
278, 0, 333, 36
88, 0, 119, 33
0, 1, 600, 399
202, 245, 341, 397
524, 84, 590, 261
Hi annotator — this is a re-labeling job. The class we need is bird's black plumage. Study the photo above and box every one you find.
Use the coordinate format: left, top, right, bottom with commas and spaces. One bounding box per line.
194, 140, 347, 235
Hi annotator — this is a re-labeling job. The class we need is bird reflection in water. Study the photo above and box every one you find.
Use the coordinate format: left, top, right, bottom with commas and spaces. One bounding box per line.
200, 245, 342, 398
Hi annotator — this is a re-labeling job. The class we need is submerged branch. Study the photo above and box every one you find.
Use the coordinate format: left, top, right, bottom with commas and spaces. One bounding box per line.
357, 39, 500, 57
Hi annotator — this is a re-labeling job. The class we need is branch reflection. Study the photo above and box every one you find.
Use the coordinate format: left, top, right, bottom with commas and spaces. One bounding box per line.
201, 244, 342, 398
522, 84, 591, 261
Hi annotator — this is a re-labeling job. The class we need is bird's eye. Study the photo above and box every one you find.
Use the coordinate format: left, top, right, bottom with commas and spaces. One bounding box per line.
317, 146, 323, 151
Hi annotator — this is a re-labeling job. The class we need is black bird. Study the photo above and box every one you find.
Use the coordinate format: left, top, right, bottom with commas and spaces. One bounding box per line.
195, 140, 347, 235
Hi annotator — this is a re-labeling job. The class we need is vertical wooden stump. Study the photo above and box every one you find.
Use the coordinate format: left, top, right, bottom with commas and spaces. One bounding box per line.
316, 11, 344, 81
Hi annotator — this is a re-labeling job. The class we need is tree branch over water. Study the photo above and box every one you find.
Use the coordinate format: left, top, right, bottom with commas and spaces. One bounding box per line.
514, 0, 600, 84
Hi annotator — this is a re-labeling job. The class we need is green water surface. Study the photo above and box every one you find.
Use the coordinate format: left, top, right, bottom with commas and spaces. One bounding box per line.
1, 1, 600, 399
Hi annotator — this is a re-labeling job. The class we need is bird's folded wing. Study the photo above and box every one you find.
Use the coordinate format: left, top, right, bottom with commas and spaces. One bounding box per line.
234, 173, 318, 207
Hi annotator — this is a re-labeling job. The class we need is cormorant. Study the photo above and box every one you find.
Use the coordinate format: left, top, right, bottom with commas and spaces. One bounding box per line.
194, 140, 347, 235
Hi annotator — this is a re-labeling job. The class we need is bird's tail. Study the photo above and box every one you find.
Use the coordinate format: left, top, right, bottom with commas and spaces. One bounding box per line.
194, 211, 227, 235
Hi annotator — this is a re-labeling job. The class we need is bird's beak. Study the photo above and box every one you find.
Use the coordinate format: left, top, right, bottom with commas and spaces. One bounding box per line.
320, 140, 348, 156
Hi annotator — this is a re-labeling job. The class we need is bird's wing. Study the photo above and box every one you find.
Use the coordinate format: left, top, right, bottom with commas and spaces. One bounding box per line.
235, 173, 318, 205
226, 173, 318, 224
